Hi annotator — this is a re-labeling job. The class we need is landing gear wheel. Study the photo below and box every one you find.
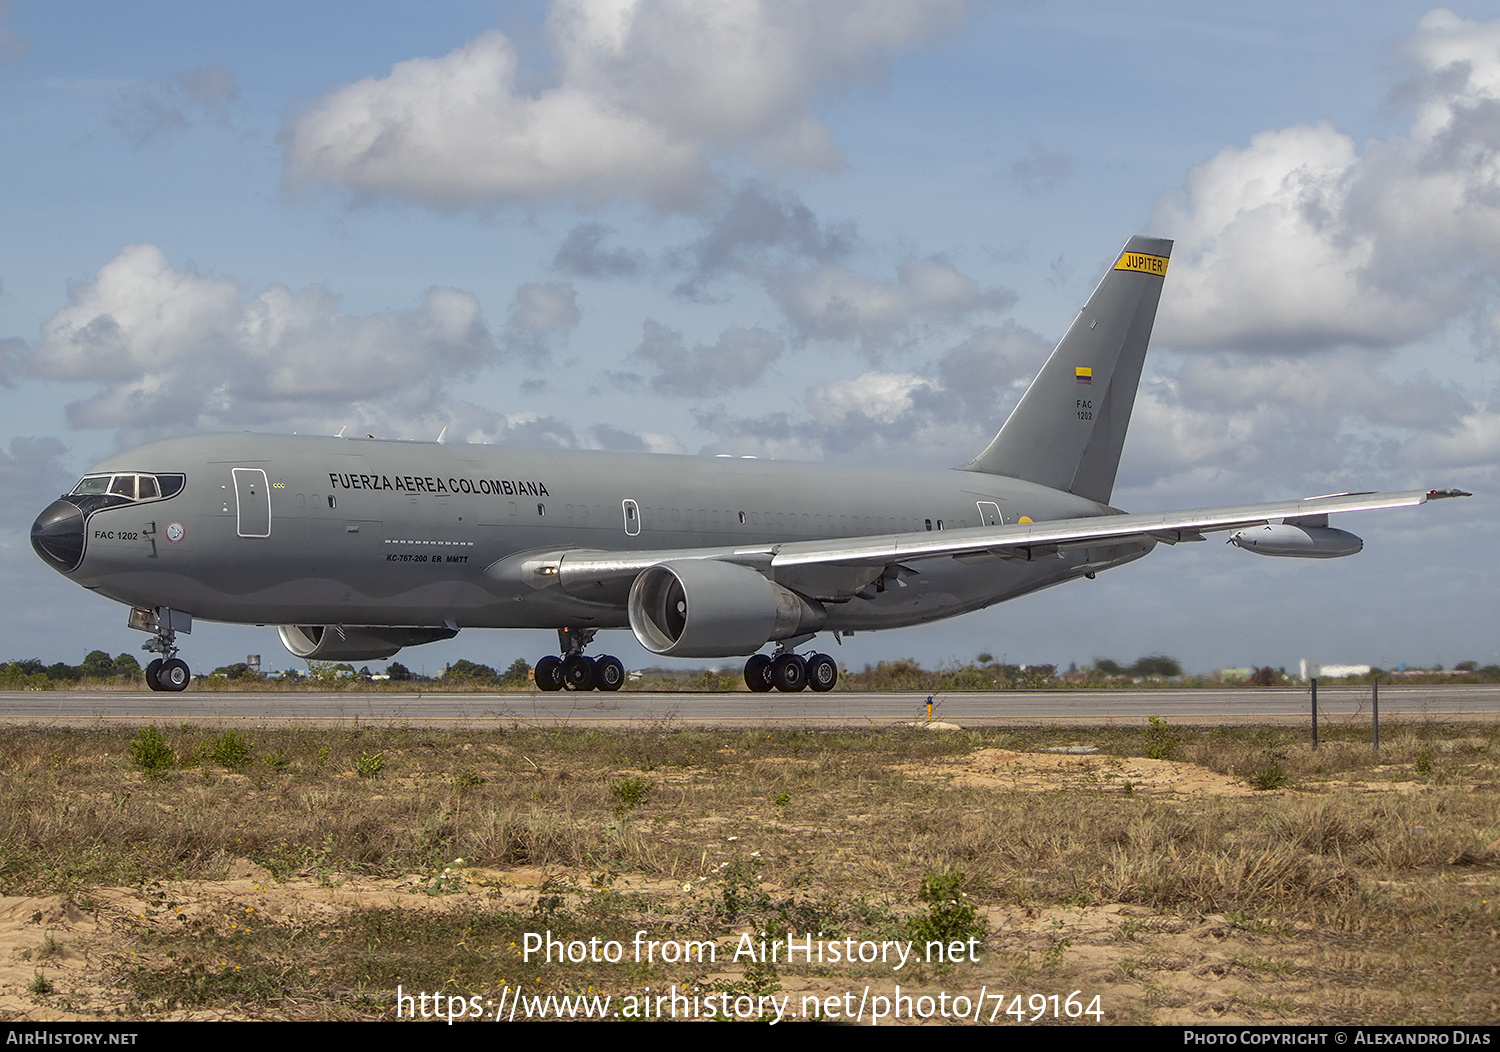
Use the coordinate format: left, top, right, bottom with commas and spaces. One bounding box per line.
595, 655, 625, 692
156, 658, 191, 692
771, 653, 807, 693
744, 654, 774, 693
562, 654, 596, 691
145, 658, 164, 692
535, 655, 564, 692
806, 653, 838, 692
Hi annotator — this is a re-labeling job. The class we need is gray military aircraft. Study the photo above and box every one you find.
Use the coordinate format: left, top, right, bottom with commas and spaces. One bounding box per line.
30, 236, 1468, 693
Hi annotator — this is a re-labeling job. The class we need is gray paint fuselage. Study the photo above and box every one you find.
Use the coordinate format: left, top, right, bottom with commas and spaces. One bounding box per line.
65, 432, 1152, 634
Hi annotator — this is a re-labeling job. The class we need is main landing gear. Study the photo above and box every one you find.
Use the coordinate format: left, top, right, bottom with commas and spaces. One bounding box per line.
744, 644, 838, 693
533, 627, 625, 693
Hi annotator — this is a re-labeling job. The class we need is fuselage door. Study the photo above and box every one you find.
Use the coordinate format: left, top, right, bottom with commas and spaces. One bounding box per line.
622, 499, 641, 537
233, 468, 272, 538
976, 501, 1002, 527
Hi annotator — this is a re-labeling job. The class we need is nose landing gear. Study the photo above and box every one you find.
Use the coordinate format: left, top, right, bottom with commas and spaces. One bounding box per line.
130, 607, 193, 692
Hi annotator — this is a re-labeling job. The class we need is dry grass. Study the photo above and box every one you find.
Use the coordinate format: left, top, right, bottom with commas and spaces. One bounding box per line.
0, 721, 1495, 1023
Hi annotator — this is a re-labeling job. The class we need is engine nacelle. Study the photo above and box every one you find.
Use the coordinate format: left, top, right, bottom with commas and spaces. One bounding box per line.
1228, 524, 1363, 559
628, 560, 826, 657
277, 624, 458, 661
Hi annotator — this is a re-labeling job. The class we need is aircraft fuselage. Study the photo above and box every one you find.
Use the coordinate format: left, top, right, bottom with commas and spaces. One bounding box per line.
47, 432, 1151, 635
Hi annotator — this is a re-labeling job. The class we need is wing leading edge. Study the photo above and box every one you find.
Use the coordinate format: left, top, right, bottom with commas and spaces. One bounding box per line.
517, 488, 1466, 603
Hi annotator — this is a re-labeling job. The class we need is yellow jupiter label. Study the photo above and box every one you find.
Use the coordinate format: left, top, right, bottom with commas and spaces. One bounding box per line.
1114, 251, 1169, 276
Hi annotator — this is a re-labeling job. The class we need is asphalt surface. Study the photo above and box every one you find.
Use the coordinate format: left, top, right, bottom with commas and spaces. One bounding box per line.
1, 684, 1495, 728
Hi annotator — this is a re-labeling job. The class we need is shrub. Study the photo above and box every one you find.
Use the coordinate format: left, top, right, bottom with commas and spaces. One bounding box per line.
610, 776, 653, 810
130, 726, 174, 779
1144, 715, 1178, 761
209, 729, 253, 769
907, 870, 985, 947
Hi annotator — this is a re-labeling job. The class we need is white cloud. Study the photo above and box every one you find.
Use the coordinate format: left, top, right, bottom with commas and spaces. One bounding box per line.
807, 370, 928, 423
1402, 403, 1500, 483
28, 244, 503, 438
505, 281, 581, 364
553, 222, 647, 278
0, 436, 71, 528
113, 63, 241, 146
768, 257, 1014, 352
634, 320, 784, 395
1152, 8, 1500, 352
696, 326, 1047, 465
671, 182, 856, 294
1116, 350, 1480, 505
282, 0, 968, 210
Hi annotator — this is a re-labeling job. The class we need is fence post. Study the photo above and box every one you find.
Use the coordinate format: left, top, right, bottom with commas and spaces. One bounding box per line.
1372, 674, 1379, 752
1311, 677, 1319, 749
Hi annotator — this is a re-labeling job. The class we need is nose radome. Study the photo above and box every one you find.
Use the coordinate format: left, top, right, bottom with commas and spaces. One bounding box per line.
31, 499, 86, 572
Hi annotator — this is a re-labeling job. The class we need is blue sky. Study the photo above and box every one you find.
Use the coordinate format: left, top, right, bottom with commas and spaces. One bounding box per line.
2, 1, 1497, 677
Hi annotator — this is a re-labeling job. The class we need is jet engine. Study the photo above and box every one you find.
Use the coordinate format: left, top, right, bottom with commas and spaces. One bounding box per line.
277, 624, 459, 661
627, 560, 826, 657
1228, 524, 1363, 559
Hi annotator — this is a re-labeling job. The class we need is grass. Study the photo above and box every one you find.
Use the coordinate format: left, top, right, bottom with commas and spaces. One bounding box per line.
0, 721, 1495, 1022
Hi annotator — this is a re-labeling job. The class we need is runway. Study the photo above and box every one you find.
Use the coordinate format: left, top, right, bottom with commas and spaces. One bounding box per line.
1, 684, 1495, 728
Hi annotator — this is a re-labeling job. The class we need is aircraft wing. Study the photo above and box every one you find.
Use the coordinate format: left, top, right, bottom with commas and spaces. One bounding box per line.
770, 488, 1460, 567
542, 488, 1465, 603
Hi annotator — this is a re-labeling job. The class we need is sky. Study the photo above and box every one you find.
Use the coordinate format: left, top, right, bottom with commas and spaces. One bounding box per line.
2, 0, 1497, 678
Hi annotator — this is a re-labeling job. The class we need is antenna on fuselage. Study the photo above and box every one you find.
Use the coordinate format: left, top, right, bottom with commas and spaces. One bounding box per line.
335, 425, 347, 438
436, 426, 448, 444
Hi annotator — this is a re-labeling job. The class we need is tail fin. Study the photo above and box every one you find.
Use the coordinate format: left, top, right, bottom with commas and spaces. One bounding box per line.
961, 235, 1171, 505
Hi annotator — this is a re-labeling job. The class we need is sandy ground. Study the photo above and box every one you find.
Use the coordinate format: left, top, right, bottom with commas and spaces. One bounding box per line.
0, 747, 1489, 1024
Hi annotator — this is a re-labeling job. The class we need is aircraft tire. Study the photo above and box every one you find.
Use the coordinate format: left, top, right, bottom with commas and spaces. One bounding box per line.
806, 653, 838, 692
535, 655, 564, 691
595, 656, 625, 691
744, 654, 774, 692
157, 658, 191, 692
562, 654, 596, 691
771, 654, 807, 693
145, 659, 164, 692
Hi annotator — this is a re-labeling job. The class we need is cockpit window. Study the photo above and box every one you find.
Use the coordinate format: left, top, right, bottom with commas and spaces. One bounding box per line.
71, 473, 185, 502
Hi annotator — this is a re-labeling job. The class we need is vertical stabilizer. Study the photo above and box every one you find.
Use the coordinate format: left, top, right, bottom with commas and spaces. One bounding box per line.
962, 236, 1171, 504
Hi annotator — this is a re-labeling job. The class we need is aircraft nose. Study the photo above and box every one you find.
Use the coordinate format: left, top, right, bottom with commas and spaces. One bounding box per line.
31, 499, 86, 572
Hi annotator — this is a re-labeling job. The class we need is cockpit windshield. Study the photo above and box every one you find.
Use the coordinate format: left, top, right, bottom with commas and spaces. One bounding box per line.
70, 473, 184, 502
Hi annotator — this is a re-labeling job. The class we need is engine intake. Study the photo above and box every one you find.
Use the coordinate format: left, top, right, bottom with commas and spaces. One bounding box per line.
628, 560, 825, 657
277, 624, 459, 661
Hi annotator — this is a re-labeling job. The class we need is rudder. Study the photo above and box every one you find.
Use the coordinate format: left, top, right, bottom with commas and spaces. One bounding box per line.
961, 235, 1172, 504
